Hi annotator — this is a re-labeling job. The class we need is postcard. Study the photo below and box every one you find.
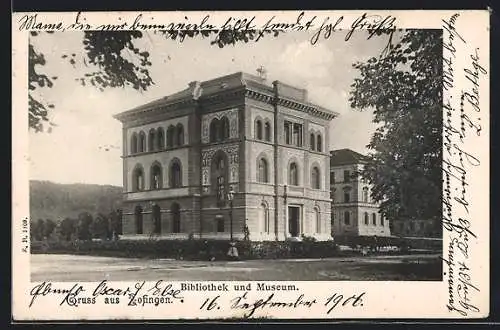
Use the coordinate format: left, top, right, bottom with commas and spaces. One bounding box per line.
12, 10, 490, 320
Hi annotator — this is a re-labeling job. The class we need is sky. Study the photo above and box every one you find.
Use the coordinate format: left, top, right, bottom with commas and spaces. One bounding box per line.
28, 30, 391, 187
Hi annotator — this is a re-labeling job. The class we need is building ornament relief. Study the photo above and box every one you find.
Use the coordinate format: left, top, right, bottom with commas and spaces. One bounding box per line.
201, 108, 239, 143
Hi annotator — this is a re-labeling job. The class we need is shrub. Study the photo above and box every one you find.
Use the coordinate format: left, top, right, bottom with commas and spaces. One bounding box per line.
31, 238, 343, 260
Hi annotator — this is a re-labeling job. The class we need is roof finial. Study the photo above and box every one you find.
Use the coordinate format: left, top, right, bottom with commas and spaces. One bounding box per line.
256, 65, 267, 80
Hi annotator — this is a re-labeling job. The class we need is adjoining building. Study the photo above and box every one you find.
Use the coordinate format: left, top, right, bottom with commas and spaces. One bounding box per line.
113, 72, 338, 241
330, 149, 391, 238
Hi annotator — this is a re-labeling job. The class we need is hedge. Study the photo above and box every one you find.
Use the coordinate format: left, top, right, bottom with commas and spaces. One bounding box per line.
333, 235, 442, 251
31, 236, 441, 261
30, 239, 344, 260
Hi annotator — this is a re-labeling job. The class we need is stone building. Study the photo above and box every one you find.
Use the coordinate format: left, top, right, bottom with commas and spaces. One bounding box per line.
330, 149, 391, 237
113, 72, 338, 241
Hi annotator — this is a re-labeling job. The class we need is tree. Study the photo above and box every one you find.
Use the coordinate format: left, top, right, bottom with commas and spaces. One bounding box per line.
43, 218, 57, 239
29, 30, 276, 132
77, 212, 93, 241
59, 217, 76, 241
92, 213, 110, 240
116, 209, 123, 235
349, 30, 442, 223
108, 209, 123, 239
30, 219, 45, 241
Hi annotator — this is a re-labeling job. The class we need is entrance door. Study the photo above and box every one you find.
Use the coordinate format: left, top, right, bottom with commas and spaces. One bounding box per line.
288, 206, 300, 237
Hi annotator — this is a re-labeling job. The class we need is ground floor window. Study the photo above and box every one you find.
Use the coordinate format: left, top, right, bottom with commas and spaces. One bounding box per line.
260, 203, 270, 234
152, 204, 161, 234
288, 206, 301, 237
344, 211, 350, 225
134, 206, 143, 234
171, 203, 181, 233
216, 217, 225, 233
314, 208, 321, 233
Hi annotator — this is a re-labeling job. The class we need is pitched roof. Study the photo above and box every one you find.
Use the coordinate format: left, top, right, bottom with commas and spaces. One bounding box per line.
114, 72, 268, 120
114, 71, 339, 122
330, 148, 369, 166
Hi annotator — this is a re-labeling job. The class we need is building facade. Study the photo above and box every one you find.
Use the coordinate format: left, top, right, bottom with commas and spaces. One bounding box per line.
114, 72, 338, 241
330, 149, 391, 238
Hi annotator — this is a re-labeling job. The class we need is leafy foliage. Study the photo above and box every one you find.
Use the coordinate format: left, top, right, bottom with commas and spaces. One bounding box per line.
78, 31, 153, 91
43, 219, 57, 238
108, 209, 123, 236
92, 213, 111, 240
28, 39, 56, 132
28, 30, 278, 132
30, 218, 57, 240
31, 239, 341, 260
29, 180, 122, 220
59, 217, 76, 241
349, 30, 443, 222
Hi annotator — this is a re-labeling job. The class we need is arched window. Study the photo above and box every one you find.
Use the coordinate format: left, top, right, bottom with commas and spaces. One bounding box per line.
130, 133, 138, 154
167, 125, 175, 148
157, 128, 165, 150
152, 204, 161, 234
133, 166, 144, 191
316, 134, 322, 152
176, 124, 184, 146
212, 152, 229, 203
364, 212, 369, 225
138, 131, 146, 152
363, 187, 369, 202
220, 116, 230, 140
216, 217, 225, 233
314, 208, 321, 233
344, 191, 350, 203
372, 213, 377, 225
134, 205, 143, 234
264, 122, 271, 141
289, 162, 299, 186
169, 159, 182, 188
311, 166, 320, 189
261, 203, 270, 234
171, 203, 181, 233
255, 119, 263, 140
209, 118, 219, 143
257, 157, 269, 183
148, 129, 156, 151
410, 221, 415, 231
310, 133, 315, 150
380, 215, 385, 226
344, 211, 350, 225
150, 163, 162, 190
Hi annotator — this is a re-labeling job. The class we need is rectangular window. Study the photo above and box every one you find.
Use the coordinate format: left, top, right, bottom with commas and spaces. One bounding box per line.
284, 121, 303, 147
284, 122, 291, 144
292, 124, 298, 145
293, 123, 303, 147
330, 172, 335, 184
344, 170, 350, 183
344, 192, 350, 203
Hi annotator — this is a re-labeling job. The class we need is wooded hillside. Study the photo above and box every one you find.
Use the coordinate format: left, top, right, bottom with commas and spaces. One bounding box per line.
29, 180, 122, 221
